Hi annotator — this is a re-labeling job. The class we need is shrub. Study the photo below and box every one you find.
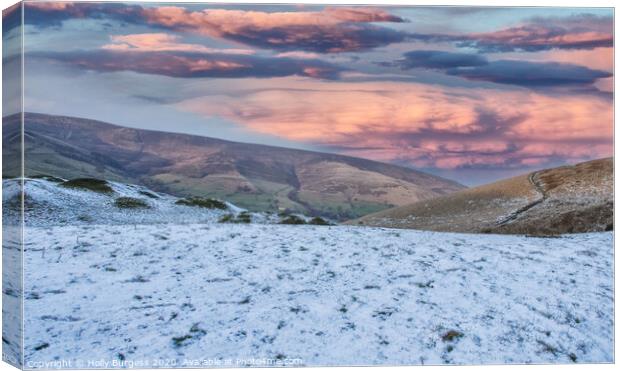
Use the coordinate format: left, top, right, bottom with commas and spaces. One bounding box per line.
60, 178, 114, 194
176, 197, 227, 210
279, 215, 306, 225
114, 197, 150, 209
172, 335, 192, 347
219, 214, 234, 223
219, 211, 252, 224
236, 211, 252, 223
308, 217, 331, 226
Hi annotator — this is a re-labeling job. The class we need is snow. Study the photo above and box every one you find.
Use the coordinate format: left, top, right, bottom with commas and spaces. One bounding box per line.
4, 179, 614, 366
2, 225, 22, 367
21, 224, 613, 366
2, 179, 269, 227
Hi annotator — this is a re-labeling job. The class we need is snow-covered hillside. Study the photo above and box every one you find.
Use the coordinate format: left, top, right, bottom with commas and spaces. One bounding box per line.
3, 177, 613, 366
21, 224, 612, 366
2, 178, 266, 227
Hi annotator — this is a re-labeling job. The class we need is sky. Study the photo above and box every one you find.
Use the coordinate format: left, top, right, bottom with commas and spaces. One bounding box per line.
2, 2, 614, 185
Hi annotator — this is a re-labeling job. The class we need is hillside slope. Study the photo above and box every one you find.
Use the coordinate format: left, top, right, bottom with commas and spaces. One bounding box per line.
352, 158, 613, 235
2, 177, 249, 227
3, 113, 464, 220
20, 224, 613, 365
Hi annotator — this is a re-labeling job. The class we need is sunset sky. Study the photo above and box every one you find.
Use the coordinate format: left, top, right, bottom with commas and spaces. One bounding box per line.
3, 2, 613, 185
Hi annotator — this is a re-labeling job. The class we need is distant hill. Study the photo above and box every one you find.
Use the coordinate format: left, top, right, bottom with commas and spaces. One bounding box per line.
351, 158, 613, 235
2, 113, 464, 220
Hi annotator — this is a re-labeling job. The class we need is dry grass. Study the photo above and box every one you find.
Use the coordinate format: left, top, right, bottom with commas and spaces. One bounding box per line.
351, 158, 612, 235
59, 178, 114, 194
175, 197, 228, 210
114, 197, 151, 209
350, 173, 537, 232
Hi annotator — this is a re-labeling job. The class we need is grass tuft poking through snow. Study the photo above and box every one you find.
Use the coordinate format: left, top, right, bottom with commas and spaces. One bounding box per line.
175, 197, 228, 210
59, 178, 114, 194
114, 197, 151, 209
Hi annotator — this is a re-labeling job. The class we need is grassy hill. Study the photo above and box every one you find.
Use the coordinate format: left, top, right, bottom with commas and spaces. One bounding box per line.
351, 158, 612, 235
3, 113, 464, 220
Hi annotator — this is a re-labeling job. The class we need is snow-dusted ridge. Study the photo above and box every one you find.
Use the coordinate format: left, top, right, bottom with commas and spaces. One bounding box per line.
2, 178, 277, 227
2, 178, 613, 366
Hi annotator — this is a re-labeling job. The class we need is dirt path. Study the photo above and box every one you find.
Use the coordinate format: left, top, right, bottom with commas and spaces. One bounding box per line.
496, 171, 547, 226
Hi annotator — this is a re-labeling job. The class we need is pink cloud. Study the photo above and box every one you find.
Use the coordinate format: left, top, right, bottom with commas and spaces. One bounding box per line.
457, 15, 613, 52
275, 51, 322, 59
26, 2, 71, 11
140, 6, 407, 53
468, 25, 612, 51
175, 78, 612, 170
143, 6, 404, 31
102, 33, 255, 55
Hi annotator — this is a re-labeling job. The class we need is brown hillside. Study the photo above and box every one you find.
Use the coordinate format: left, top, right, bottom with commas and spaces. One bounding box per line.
351, 158, 613, 235
3, 113, 464, 220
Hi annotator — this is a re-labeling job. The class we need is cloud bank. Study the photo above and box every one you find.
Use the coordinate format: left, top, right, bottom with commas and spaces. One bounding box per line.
34, 50, 345, 79
174, 79, 612, 170
460, 15, 613, 52
386, 50, 611, 88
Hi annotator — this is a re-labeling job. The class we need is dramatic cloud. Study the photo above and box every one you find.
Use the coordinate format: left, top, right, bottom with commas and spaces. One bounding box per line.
21, 3, 408, 53
33, 50, 345, 79
20, 4, 612, 56
459, 14, 613, 52
140, 6, 408, 53
385, 50, 488, 69
174, 79, 612, 171
22, 2, 145, 28
409, 14, 613, 53
14, 4, 614, 182
446, 60, 611, 87
385, 50, 611, 88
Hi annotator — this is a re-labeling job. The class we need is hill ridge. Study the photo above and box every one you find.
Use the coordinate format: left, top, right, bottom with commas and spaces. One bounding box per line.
3, 112, 465, 220
352, 157, 612, 235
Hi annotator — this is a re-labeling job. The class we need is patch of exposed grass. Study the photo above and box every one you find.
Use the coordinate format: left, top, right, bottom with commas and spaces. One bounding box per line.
175, 197, 227, 210
416, 280, 434, 288
218, 211, 252, 224
189, 323, 207, 336
60, 178, 114, 194
172, 335, 192, 347
568, 353, 577, 362
219, 211, 252, 224
219, 214, 234, 223
308, 217, 332, 226
114, 197, 150, 209
279, 215, 306, 225
537, 340, 559, 355
33, 343, 49, 351
441, 330, 464, 342
236, 211, 252, 223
